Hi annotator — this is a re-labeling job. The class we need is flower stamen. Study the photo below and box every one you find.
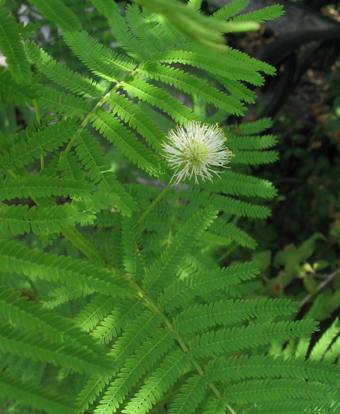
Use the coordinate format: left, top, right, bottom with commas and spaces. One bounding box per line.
162, 121, 232, 184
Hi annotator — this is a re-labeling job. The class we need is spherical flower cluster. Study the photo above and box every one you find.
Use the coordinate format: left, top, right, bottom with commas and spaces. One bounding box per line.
162, 121, 232, 184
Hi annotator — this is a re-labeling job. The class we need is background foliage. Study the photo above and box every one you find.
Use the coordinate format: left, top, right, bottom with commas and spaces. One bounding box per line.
0, 0, 339, 413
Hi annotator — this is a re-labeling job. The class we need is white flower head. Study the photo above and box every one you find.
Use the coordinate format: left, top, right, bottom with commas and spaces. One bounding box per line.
162, 121, 232, 184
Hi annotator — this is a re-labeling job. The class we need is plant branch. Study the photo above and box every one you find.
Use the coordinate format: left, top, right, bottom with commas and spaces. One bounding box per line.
300, 269, 340, 307
136, 184, 172, 226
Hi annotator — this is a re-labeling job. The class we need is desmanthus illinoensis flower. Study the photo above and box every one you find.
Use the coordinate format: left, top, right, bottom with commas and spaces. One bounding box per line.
162, 121, 232, 184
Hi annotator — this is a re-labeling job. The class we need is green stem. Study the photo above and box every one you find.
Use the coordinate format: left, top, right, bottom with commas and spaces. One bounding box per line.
30, 194, 105, 264
124, 274, 237, 414
60, 78, 129, 159
62, 227, 104, 264
136, 184, 172, 225
218, 242, 237, 264
40, 154, 44, 170
33, 99, 44, 170
61, 87, 114, 158
17, 72, 237, 412
33, 99, 41, 124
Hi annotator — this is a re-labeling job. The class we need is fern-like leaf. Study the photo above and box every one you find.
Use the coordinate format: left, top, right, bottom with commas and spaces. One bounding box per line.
167, 375, 208, 414
36, 85, 90, 118
77, 310, 160, 413
191, 320, 317, 358
203, 170, 277, 199
74, 131, 137, 216
207, 193, 271, 219
228, 134, 278, 150
152, 49, 266, 86
122, 78, 194, 124
25, 41, 103, 98
63, 30, 135, 82
90, 0, 142, 59
0, 7, 31, 84
232, 5, 284, 24
122, 349, 190, 414
0, 120, 77, 170
206, 355, 340, 385
0, 176, 92, 201
0, 204, 94, 235
143, 208, 217, 291
0, 321, 109, 375
232, 150, 278, 165
160, 261, 260, 311
0, 239, 133, 298
208, 220, 258, 249
224, 379, 338, 405
138, 62, 245, 115
91, 109, 161, 176
213, 0, 250, 21
96, 332, 173, 414
107, 90, 163, 152
0, 372, 75, 414
174, 298, 297, 336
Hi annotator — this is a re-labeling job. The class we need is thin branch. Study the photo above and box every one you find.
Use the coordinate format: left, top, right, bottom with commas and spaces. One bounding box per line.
299, 269, 340, 307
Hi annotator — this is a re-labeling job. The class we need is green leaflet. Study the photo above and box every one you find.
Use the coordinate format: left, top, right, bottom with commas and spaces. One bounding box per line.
35, 85, 90, 118
143, 207, 217, 292
174, 298, 297, 335
190, 320, 317, 358
206, 355, 340, 385
122, 78, 195, 124
73, 131, 137, 216
0, 285, 101, 348
125, 4, 167, 58
138, 62, 245, 115
208, 220, 258, 249
202, 170, 277, 199
91, 109, 161, 176
0, 120, 77, 169
96, 332, 173, 414
246, 401, 335, 414
201, 398, 230, 414
0, 321, 110, 375
160, 261, 260, 311
77, 311, 161, 413
74, 295, 118, 334
0, 203, 95, 235
25, 41, 103, 98
0, 176, 93, 201
0, 372, 75, 414
0, 239, 133, 298
0, 71, 34, 105
90, 0, 143, 59
0, 7, 31, 84
224, 379, 338, 405
151, 49, 267, 86
232, 150, 278, 165
227, 134, 278, 150
122, 349, 190, 414
167, 375, 208, 414
63, 30, 136, 82
236, 117, 273, 134
0, 285, 113, 368
213, 0, 250, 21
232, 5, 284, 24
310, 319, 340, 361
205, 193, 271, 219
107, 90, 163, 152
